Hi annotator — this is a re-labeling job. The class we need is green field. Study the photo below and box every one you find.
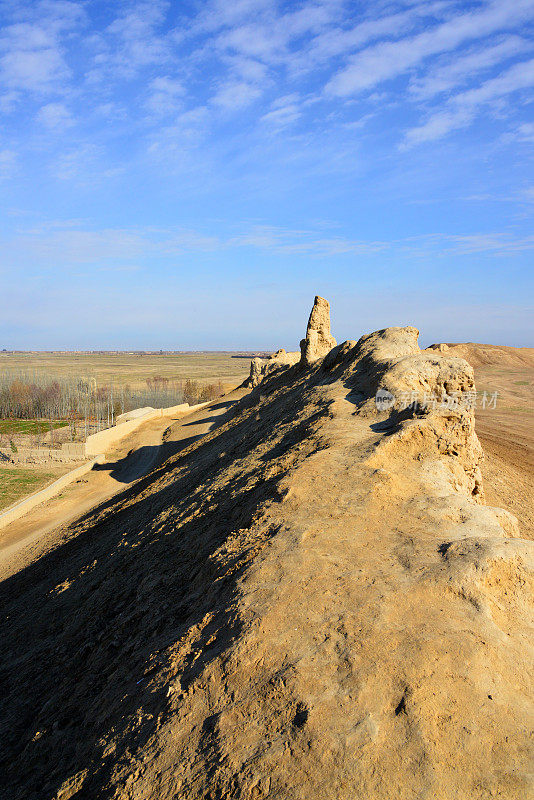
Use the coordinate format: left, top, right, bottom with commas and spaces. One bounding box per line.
0, 468, 58, 510
0, 420, 68, 435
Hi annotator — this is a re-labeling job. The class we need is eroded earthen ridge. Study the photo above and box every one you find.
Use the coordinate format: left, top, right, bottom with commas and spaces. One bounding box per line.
0, 299, 532, 800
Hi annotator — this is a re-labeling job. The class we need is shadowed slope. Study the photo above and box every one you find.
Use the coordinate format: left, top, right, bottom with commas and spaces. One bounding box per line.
0, 327, 532, 800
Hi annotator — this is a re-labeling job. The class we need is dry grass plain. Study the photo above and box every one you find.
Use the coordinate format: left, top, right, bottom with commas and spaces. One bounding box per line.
0, 351, 253, 392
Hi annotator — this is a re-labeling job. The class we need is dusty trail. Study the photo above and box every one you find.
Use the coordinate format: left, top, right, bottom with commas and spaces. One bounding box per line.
450, 344, 534, 540
476, 417, 534, 540
0, 392, 245, 581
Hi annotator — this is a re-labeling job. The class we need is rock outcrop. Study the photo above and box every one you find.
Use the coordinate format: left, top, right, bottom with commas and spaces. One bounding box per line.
1, 309, 532, 800
244, 296, 337, 390
300, 295, 337, 365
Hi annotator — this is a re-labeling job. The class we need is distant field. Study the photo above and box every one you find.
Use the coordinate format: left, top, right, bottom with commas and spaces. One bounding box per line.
0, 352, 254, 392
0, 467, 61, 511
0, 420, 68, 435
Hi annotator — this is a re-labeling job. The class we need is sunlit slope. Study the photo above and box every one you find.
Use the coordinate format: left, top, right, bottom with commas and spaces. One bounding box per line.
1, 327, 532, 800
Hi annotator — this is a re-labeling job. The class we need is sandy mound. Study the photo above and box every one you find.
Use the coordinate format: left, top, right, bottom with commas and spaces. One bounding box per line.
1, 306, 532, 800
427, 341, 534, 369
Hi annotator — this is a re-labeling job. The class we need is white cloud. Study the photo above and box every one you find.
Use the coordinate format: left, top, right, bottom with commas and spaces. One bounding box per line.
215, 23, 286, 61
0, 3, 85, 95
52, 144, 103, 181
0, 46, 68, 92
516, 123, 534, 141
189, 0, 276, 36
145, 76, 184, 115
212, 80, 262, 109
89, 0, 172, 82
327, 0, 534, 96
3, 220, 533, 285
404, 57, 534, 145
227, 224, 389, 255
308, 3, 447, 63
148, 106, 210, 156
409, 36, 532, 99
404, 231, 534, 255
435, 232, 534, 254
36, 101, 73, 128
223, 55, 269, 83
457, 57, 534, 106
261, 103, 301, 128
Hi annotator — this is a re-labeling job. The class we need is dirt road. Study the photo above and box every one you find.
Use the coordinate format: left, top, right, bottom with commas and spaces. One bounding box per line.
0, 392, 245, 580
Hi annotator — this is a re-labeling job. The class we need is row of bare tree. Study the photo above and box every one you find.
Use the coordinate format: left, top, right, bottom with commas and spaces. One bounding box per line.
0, 371, 225, 442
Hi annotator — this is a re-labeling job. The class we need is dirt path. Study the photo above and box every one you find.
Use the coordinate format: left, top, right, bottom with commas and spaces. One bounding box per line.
424, 344, 534, 540
0, 392, 245, 580
476, 414, 534, 539
471, 359, 534, 540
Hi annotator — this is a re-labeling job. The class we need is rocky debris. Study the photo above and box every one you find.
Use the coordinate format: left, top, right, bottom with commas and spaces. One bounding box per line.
1, 309, 532, 800
427, 342, 450, 353
244, 349, 300, 388
300, 295, 337, 366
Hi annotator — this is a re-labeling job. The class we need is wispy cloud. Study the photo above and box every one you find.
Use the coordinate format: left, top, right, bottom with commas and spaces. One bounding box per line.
228, 225, 389, 255
5, 221, 533, 267
147, 106, 211, 158
0, 1, 85, 95
404, 57, 534, 145
86, 0, 172, 84
144, 76, 184, 116
408, 36, 532, 100
326, 0, 534, 96
405, 231, 534, 255
261, 97, 301, 128
212, 80, 262, 110
36, 101, 73, 128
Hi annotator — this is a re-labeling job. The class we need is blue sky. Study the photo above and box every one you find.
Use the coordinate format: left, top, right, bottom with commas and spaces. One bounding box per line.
0, 0, 533, 350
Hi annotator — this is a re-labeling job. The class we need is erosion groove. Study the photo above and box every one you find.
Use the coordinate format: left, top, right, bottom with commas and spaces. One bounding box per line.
0, 315, 532, 800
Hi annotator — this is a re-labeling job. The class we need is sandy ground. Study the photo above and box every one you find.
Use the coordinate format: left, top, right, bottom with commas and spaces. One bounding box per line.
0, 391, 247, 581
477, 413, 534, 540
463, 354, 533, 539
